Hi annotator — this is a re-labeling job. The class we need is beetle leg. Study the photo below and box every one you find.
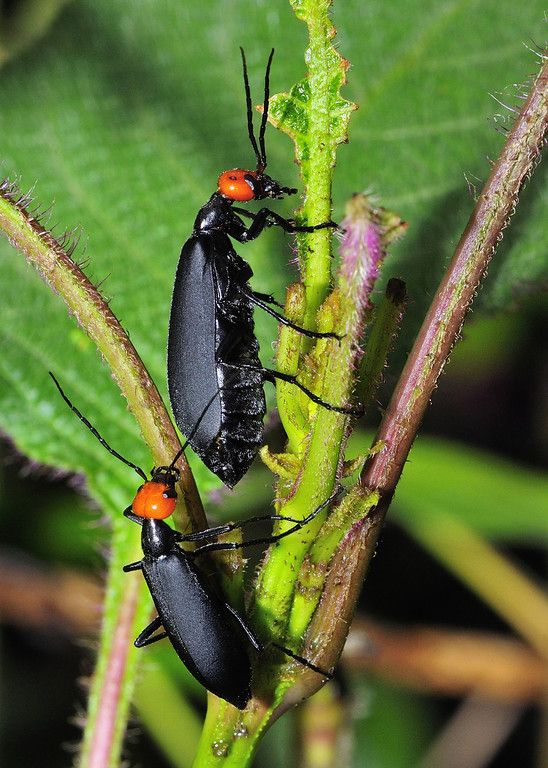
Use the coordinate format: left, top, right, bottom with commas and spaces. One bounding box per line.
223, 602, 334, 679
177, 512, 304, 544
242, 287, 341, 340
271, 642, 334, 679
225, 604, 334, 679
261, 366, 363, 416
222, 597, 334, 679
220, 361, 361, 415
247, 289, 285, 310
256, 210, 338, 235
263, 368, 363, 416
189, 491, 341, 556
229, 207, 338, 243
231, 206, 256, 220
134, 616, 168, 647
123, 506, 145, 526
224, 603, 262, 652
123, 560, 143, 573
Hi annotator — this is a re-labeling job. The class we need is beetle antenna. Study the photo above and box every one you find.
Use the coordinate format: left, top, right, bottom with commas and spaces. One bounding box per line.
168, 387, 223, 470
49, 372, 148, 482
240, 47, 262, 172
258, 48, 274, 173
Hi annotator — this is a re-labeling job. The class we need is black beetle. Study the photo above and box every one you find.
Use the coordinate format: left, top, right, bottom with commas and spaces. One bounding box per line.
50, 373, 334, 709
168, 49, 360, 488
122, 474, 335, 709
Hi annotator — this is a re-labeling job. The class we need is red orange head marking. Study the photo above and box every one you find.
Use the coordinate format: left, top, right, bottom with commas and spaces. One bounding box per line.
132, 481, 177, 520
218, 169, 257, 202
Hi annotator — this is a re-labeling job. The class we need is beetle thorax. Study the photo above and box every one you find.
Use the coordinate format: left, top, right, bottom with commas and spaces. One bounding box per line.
141, 518, 178, 558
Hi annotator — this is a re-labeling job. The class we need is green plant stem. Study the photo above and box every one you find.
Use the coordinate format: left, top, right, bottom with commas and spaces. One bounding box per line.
291, 491, 385, 701
192, 695, 271, 768
81, 529, 152, 768
358, 278, 406, 410
193, 3, 354, 765
255, 318, 363, 641
288, 486, 380, 638
254, 0, 357, 637
274, 0, 344, 447
296, 0, 337, 324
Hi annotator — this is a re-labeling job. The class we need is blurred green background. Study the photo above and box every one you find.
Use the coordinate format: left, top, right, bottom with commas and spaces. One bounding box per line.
0, 0, 546, 766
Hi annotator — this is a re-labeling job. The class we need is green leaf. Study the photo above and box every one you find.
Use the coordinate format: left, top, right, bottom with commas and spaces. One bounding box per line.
133, 656, 202, 768
396, 439, 548, 542
336, 0, 546, 320
0, 0, 544, 484
351, 679, 432, 768
269, 50, 355, 172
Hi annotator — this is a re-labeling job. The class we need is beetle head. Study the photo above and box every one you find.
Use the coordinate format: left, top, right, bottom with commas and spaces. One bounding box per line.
218, 168, 296, 202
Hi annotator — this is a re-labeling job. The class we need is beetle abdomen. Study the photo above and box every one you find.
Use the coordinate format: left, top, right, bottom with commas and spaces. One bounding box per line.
168, 231, 267, 487
168, 236, 223, 449
143, 552, 253, 709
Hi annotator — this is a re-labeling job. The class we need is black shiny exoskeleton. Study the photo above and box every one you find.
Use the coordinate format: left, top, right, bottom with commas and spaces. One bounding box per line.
168, 49, 359, 488
123, 514, 256, 709
122, 486, 336, 710
50, 373, 334, 709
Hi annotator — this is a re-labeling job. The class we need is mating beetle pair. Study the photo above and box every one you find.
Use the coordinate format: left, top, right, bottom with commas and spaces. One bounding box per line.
51, 49, 353, 709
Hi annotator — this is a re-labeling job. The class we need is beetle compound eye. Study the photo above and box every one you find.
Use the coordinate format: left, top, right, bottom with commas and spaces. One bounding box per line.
132, 482, 176, 520
218, 169, 256, 202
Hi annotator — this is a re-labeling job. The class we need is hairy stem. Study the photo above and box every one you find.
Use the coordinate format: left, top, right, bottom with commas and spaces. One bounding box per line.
362, 55, 547, 497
